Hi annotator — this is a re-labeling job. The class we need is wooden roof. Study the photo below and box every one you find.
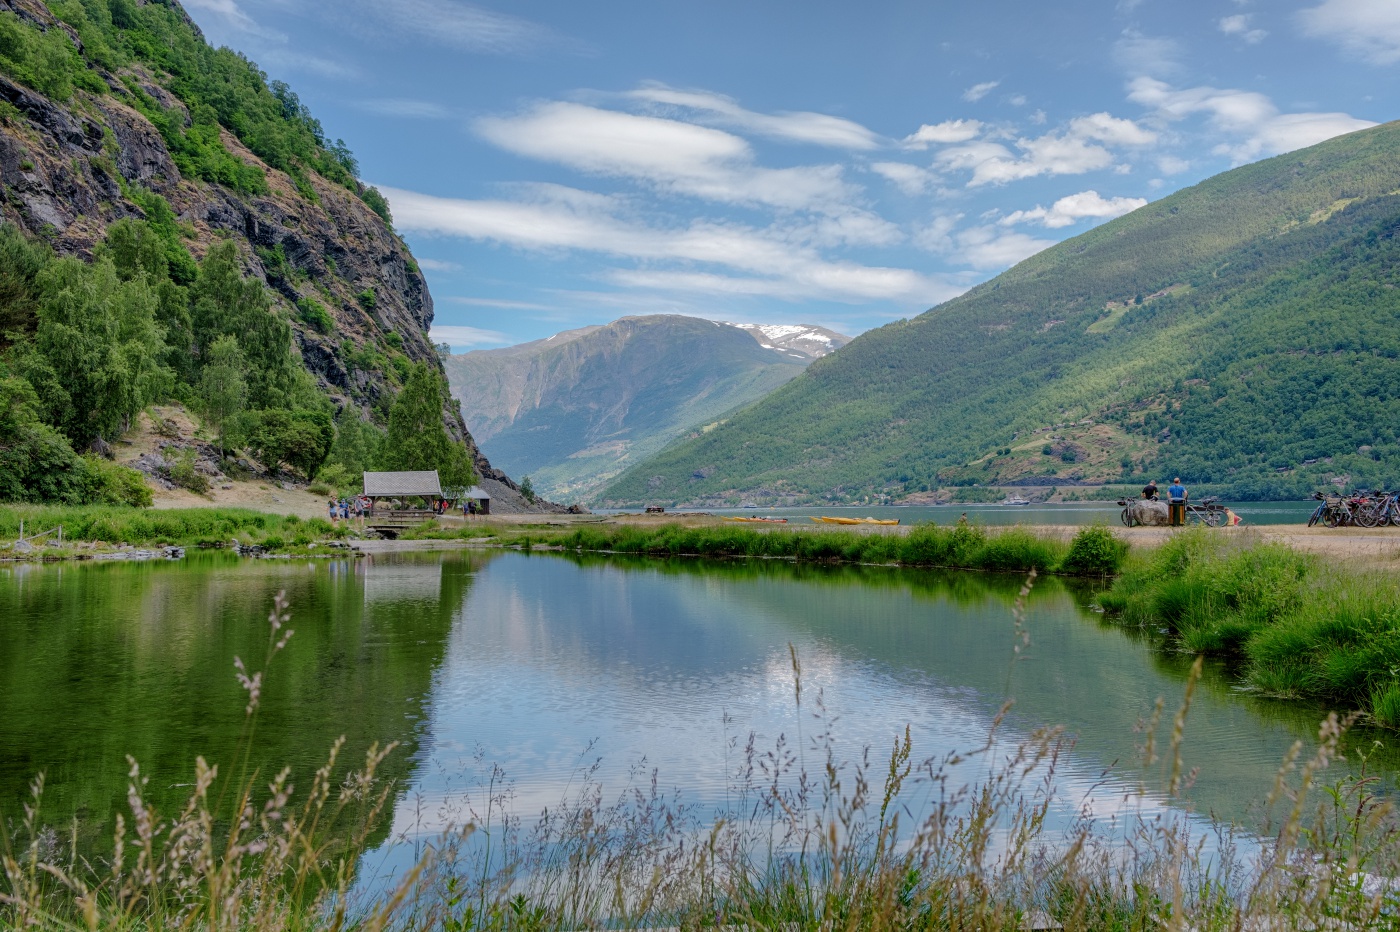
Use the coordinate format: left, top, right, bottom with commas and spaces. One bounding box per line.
363, 471, 442, 497
464, 485, 491, 500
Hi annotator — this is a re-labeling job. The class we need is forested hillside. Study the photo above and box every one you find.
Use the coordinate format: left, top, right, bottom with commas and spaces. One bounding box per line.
0, 0, 545, 509
602, 121, 1400, 505
445, 315, 815, 502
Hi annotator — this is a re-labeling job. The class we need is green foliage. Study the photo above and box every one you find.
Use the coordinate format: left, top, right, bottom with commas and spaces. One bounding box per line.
604, 123, 1400, 504
0, 504, 308, 543
361, 185, 393, 226
0, 222, 51, 344
356, 288, 377, 311
191, 241, 296, 409
323, 406, 382, 487
519, 475, 535, 503
1058, 525, 1128, 576
25, 255, 171, 445
247, 408, 333, 478
197, 334, 247, 456
382, 363, 477, 493
77, 453, 151, 507
0, 374, 85, 503
0, 12, 84, 101
163, 446, 208, 494
296, 296, 333, 334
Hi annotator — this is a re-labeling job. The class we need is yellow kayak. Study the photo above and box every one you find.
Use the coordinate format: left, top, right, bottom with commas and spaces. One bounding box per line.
722, 516, 789, 523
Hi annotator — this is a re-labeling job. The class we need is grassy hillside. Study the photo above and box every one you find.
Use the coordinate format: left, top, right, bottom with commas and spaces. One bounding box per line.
602, 121, 1400, 506
446, 316, 809, 502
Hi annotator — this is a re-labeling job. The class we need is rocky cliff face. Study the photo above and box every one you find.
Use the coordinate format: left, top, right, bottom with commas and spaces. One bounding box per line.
0, 0, 554, 511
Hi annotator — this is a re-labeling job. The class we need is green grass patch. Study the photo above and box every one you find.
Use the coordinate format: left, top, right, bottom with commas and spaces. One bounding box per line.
0, 505, 342, 547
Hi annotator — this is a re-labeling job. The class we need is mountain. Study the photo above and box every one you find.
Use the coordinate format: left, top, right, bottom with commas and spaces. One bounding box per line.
0, 0, 544, 509
601, 121, 1400, 506
726, 323, 850, 360
443, 315, 846, 502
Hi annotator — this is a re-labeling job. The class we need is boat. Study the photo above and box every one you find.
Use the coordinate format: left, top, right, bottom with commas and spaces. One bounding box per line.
722, 516, 788, 524
1001, 496, 1032, 506
810, 516, 900, 526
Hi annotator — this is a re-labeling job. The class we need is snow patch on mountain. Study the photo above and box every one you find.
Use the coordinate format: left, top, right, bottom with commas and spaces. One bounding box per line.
726, 323, 851, 359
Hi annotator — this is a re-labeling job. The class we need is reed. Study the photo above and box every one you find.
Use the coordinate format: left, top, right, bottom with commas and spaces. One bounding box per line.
6, 587, 1399, 931
0, 505, 344, 549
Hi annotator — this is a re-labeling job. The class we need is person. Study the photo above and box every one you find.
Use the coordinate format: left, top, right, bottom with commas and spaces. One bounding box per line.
1141, 480, 1159, 501
327, 498, 338, 527
350, 496, 363, 527
1167, 477, 1188, 527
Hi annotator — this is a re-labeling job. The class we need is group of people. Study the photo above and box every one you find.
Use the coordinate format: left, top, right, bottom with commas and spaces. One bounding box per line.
327, 495, 371, 527
1141, 477, 1190, 526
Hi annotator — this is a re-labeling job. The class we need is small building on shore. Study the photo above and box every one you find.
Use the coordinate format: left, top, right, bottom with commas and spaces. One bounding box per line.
362, 470, 443, 509
462, 485, 491, 515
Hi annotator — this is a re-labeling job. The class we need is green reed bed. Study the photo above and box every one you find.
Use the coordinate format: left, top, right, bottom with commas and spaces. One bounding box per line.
1098, 528, 1400, 725
5, 590, 1399, 932
0, 504, 343, 549
556, 521, 1126, 577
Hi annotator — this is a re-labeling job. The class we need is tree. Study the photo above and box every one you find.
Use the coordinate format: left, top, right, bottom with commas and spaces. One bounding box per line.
30, 257, 171, 446
190, 241, 295, 408
324, 406, 382, 485
198, 335, 247, 457
0, 375, 84, 504
381, 362, 477, 493
248, 408, 333, 478
519, 475, 535, 503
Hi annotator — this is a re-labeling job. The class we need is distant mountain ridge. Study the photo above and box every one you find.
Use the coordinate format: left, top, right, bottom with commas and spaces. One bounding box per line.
601, 121, 1400, 505
444, 315, 848, 502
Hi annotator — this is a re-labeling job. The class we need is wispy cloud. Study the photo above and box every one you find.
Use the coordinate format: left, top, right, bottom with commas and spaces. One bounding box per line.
870, 162, 938, 195
345, 0, 560, 55
626, 84, 881, 150
1128, 77, 1375, 162
358, 98, 451, 119
933, 113, 1156, 186
962, 81, 1000, 103
1297, 0, 1400, 65
428, 325, 512, 347
1218, 14, 1267, 44
383, 184, 955, 304
445, 296, 555, 310
1000, 190, 1147, 228
182, 0, 286, 41
475, 101, 860, 213
416, 258, 463, 272
901, 119, 983, 149
915, 215, 1054, 270
1112, 30, 1181, 77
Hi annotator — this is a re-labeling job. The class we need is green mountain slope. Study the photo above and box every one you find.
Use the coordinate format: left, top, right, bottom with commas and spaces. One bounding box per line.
0, 0, 549, 509
445, 316, 817, 502
601, 122, 1400, 505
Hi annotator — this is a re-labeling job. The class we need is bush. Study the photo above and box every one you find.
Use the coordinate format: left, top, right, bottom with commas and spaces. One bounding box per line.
1059, 525, 1127, 576
296, 297, 334, 334
165, 448, 210, 494
78, 455, 153, 507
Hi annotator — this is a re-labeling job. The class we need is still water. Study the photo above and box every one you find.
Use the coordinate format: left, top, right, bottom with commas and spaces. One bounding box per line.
676, 501, 1317, 526
0, 548, 1390, 863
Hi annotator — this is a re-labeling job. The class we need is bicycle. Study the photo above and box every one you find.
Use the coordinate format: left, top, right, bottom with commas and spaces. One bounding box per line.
1185, 496, 1229, 527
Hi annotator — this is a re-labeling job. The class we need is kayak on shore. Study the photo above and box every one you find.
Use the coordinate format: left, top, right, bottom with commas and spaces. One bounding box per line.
811, 516, 900, 526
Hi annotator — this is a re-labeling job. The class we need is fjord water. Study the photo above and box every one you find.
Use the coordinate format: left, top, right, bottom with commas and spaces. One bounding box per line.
1, 549, 1393, 861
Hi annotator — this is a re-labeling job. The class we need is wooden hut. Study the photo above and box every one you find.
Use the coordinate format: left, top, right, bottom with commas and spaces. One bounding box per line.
462, 485, 491, 515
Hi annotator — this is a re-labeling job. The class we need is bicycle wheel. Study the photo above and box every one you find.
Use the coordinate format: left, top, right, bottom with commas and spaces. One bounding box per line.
1308, 505, 1323, 528
1323, 507, 1342, 528
1356, 502, 1382, 528
1203, 509, 1224, 528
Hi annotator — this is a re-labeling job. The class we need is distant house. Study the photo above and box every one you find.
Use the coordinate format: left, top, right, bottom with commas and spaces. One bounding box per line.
362, 470, 443, 507
462, 485, 491, 515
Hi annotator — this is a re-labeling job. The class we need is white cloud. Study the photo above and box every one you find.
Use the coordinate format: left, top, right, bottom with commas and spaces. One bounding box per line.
949, 226, 1055, 269
1297, 0, 1400, 65
383, 185, 946, 304
1218, 14, 1267, 44
916, 215, 1054, 270
870, 162, 937, 195
901, 119, 983, 149
1156, 155, 1191, 174
626, 85, 881, 150
962, 81, 1000, 103
358, 98, 450, 119
429, 325, 512, 347
1008, 95, 1028, 107
346, 0, 556, 55
1001, 190, 1147, 228
416, 258, 463, 272
182, 0, 284, 40
1128, 77, 1376, 162
933, 113, 1154, 186
1113, 30, 1181, 77
475, 102, 856, 212
444, 296, 554, 310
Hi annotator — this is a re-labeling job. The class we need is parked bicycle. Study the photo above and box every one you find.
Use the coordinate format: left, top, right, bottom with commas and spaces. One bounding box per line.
1185, 496, 1230, 527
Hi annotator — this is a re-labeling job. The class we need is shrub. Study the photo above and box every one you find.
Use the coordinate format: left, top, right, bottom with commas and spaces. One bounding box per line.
165, 448, 210, 494
1059, 525, 1127, 576
296, 296, 334, 334
356, 288, 376, 311
78, 454, 153, 507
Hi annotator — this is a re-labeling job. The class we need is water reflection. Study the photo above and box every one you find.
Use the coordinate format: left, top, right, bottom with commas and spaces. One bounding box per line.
2, 549, 1396, 867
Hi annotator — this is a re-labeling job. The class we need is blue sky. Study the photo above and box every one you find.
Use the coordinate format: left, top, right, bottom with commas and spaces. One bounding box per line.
182, 0, 1398, 349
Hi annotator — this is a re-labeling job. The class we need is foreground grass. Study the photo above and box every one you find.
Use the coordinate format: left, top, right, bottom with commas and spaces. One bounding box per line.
1099, 528, 1400, 726
0, 504, 346, 550
5, 590, 1399, 932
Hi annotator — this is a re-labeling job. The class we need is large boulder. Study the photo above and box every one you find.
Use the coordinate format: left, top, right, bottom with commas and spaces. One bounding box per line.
1128, 499, 1170, 526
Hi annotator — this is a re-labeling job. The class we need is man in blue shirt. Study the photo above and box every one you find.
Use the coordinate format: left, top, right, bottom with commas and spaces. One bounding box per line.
1167, 478, 1187, 527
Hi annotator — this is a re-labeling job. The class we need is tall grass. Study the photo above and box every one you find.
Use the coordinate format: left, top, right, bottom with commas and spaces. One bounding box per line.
7, 589, 1400, 931
0, 505, 343, 548
555, 522, 1125, 577
1099, 528, 1400, 726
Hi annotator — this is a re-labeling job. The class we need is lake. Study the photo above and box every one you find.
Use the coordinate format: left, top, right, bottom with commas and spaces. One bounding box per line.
643, 501, 1319, 526
1, 546, 1391, 869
